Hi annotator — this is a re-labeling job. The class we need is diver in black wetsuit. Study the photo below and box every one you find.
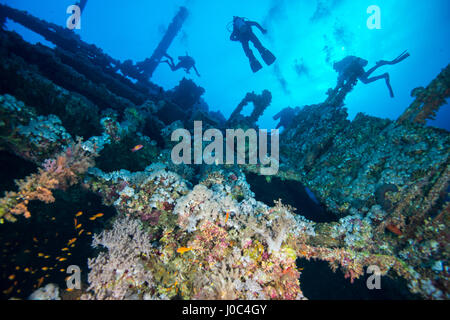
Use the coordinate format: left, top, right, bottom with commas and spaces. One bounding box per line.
333, 51, 410, 98
161, 53, 200, 77
273, 106, 300, 129
229, 16, 276, 73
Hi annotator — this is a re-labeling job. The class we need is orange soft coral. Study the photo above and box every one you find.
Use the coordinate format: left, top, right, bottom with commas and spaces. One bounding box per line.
0, 139, 97, 222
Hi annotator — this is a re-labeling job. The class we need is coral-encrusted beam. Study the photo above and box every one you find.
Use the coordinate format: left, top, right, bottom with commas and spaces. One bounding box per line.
398, 64, 450, 124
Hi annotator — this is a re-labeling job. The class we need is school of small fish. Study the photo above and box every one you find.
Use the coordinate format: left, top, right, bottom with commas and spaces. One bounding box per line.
1, 210, 106, 298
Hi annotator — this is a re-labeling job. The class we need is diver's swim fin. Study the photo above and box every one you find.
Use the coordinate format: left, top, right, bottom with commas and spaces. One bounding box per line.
390, 50, 410, 65
250, 59, 263, 73
261, 49, 276, 66
394, 50, 410, 63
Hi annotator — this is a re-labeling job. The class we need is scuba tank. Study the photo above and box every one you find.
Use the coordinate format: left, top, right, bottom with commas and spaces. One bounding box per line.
230, 17, 250, 34
333, 56, 367, 76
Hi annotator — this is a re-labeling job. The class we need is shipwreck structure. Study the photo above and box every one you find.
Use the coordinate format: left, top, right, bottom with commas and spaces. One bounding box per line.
0, 4, 448, 300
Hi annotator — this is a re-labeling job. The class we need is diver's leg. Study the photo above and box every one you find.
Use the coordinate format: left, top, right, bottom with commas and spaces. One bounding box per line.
242, 40, 256, 60
364, 63, 387, 78
368, 52, 410, 75
249, 33, 276, 65
380, 51, 410, 66
242, 40, 262, 72
249, 33, 266, 53
360, 73, 394, 97
384, 74, 394, 98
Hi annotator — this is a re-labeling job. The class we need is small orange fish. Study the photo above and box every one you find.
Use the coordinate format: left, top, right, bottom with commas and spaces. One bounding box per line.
60, 269, 65, 272
131, 145, 144, 152
44, 255, 50, 259
78, 229, 84, 236
75, 223, 82, 229
8, 274, 15, 281
33, 237, 38, 243
3, 286, 13, 295
89, 213, 104, 221
61, 248, 69, 252
176, 247, 192, 254
74, 218, 77, 228
225, 211, 230, 224
58, 257, 67, 262
67, 238, 77, 246
37, 277, 44, 288
41, 267, 49, 271
38, 253, 44, 257
75, 211, 83, 217
386, 224, 403, 236
24, 268, 30, 273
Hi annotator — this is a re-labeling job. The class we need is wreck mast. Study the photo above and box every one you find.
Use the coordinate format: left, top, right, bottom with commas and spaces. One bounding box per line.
75, 0, 88, 14
138, 6, 189, 78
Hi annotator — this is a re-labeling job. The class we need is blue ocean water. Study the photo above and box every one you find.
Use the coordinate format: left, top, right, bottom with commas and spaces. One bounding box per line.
0, 0, 448, 302
2, 0, 449, 130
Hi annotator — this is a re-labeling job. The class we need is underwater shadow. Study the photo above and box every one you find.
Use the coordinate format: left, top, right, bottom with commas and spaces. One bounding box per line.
246, 172, 338, 223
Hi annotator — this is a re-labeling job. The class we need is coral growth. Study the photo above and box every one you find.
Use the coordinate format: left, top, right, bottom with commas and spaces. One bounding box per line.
0, 5, 448, 301
82, 216, 154, 300
0, 139, 97, 222
398, 64, 450, 124
227, 90, 272, 129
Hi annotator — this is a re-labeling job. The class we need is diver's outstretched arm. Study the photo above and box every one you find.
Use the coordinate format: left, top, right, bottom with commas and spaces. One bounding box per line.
248, 21, 267, 34
193, 66, 200, 77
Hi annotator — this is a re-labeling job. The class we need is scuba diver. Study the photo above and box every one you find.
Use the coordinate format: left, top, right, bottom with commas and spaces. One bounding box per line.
160, 53, 200, 77
273, 106, 300, 129
229, 16, 276, 73
333, 51, 410, 98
